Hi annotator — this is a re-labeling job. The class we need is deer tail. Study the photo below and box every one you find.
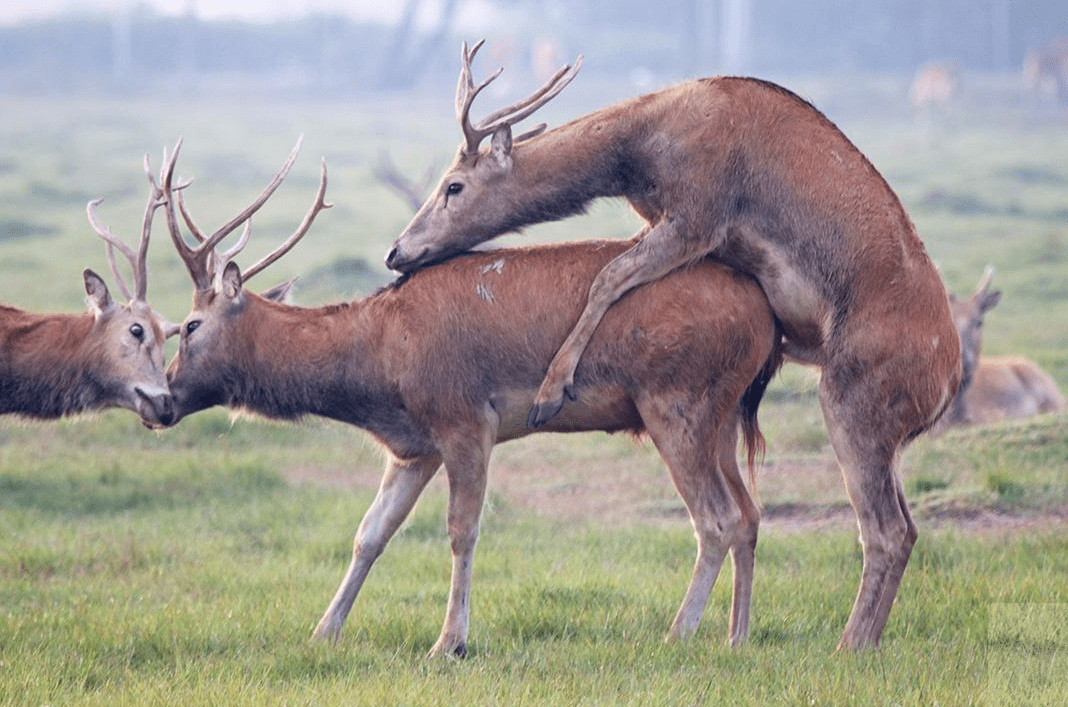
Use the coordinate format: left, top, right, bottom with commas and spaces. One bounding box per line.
737, 333, 784, 507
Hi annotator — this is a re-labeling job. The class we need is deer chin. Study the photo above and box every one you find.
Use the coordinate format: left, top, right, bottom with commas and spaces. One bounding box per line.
135, 387, 175, 428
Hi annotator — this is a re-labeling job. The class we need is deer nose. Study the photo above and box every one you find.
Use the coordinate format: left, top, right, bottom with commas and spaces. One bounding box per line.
385, 245, 401, 270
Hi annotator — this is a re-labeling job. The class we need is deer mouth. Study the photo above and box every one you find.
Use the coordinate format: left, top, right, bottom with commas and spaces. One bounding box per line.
385, 244, 429, 272
136, 387, 176, 428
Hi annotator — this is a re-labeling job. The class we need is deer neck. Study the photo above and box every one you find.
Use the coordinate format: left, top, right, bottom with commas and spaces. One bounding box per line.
509, 111, 652, 225
230, 298, 427, 452
0, 312, 106, 418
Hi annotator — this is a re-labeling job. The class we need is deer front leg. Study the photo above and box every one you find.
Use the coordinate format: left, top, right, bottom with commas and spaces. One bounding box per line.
312, 453, 441, 643
429, 415, 498, 658
528, 220, 700, 426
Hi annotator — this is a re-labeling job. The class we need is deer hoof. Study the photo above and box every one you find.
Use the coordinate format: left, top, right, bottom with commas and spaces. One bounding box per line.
527, 398, 564, 427
527, 385, 576, 427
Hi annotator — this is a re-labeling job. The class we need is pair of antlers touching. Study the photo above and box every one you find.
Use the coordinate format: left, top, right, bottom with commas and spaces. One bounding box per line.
85, 136, 332, 334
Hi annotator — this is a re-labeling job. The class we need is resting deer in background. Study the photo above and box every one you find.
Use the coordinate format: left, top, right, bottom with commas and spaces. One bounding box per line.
942, 268, 1066, 427
385, 40, 962, 650
144, 140, 783, 657
0, 153, 177, 425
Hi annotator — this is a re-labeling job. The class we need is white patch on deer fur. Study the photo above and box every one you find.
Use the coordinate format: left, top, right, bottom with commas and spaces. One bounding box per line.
474, 258, 506, 302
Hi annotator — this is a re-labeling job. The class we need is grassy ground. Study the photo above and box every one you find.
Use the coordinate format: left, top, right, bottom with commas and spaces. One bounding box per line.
1, 76, 1067, 705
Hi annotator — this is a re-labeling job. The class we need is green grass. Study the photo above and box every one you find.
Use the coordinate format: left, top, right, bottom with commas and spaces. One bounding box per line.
1, 79, 1068, 704
1, 409, 1066, 706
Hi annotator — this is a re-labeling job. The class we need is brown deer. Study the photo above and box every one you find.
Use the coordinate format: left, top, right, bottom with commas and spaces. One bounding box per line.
0, 153, 177, 424
385, 40, 962, 649
909, 62, 960, 111
147, 141, 783, 657
1023, 36, 1068, 104
942, 268, 1066, 427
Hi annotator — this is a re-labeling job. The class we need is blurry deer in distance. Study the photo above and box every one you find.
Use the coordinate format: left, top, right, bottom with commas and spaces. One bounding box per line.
942, 267, 1065, 427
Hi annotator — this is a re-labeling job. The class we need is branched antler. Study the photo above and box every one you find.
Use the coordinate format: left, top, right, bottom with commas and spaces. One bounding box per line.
162, 136, 332, 292
456, 39, 582, 154
86, 142, 189, 303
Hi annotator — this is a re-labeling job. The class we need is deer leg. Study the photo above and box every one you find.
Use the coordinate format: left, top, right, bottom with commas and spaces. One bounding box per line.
818, 377, 917, 650
641, 396, 741, 643
429, 414, 498, 658
312, 453, 441, 643
528, 221, 703, 427
717, 417, 760, 647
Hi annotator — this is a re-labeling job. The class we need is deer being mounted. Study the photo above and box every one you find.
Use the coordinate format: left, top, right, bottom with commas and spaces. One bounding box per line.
385, 40, 963, 649
942, 268, 1066, 427
146, 141, 783, 657
0, 152, 177, 425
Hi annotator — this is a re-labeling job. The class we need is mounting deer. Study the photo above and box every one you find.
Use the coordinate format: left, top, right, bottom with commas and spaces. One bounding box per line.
146, 140, 783, 657
941, 268, 1065, 427
385, 40, 962, 649
0, 153, 177, 424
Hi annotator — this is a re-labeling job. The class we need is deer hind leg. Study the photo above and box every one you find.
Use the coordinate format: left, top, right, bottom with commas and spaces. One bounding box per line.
528, 220, 704, 427
818, 375, 917, 650
313, 452, 442, 643
716, 415, 761, 647
642, 397, 745, 644
429, 413, 499, 658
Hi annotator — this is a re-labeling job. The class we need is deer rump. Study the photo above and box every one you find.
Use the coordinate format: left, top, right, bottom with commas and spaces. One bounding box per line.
374, 239, 779, 450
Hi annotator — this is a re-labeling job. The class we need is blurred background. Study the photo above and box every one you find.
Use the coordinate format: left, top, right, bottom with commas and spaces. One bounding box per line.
0, 1, 1065, 100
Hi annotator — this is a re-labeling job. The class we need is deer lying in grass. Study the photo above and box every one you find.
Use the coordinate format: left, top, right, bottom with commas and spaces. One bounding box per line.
0, 153, 177, 425
145, 141, 782, 657
942, 268, 1066, 426
385, 40, 962, 649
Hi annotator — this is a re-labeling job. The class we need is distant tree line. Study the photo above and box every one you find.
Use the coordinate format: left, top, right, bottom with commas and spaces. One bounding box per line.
0, 0, 1062, 97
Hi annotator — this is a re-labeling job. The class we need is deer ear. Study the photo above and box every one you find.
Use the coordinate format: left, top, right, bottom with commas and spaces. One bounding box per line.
980, 289, 1002, 314
221, 261, 244, 301
490, 124, 513, 169
82, 268, 113, 316
260, 277, 297, 303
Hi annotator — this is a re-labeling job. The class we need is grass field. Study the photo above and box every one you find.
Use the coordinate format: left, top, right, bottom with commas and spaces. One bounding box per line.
1, 74, 1067, 705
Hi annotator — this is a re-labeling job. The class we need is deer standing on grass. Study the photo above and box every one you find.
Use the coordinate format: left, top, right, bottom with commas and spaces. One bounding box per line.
385, 40, 963, 650
0, 154, 177, 425
144, 140, 783, 657
942, 268, 1066, 427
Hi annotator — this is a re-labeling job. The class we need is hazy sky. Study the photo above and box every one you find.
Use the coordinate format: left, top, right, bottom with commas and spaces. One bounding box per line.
0, 1, 464, 26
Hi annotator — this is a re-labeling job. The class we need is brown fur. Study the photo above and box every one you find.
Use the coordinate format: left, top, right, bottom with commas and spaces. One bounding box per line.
387, 61, 962, 649
161, 238, 782, 657
943, 270, 1065, 427
0, 272, 173, 423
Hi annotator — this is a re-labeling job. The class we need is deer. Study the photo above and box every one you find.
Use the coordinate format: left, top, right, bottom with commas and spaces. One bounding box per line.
941, 268, 1066, 427
384, 40, 963, 650
1023, 36, 1068, 104
0, 152, 178, 425
143, 140, 784, 658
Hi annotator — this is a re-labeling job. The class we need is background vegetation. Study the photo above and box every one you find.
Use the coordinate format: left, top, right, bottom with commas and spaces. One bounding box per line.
1, 37, 1067, 707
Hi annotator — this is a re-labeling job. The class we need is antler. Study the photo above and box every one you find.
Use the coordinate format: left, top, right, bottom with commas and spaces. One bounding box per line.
162, 136, 332, 291
86, 143, 189, 303
456, 39, 582, 154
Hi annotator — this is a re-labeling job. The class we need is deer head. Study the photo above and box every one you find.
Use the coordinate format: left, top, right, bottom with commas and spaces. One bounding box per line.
947, 266, 1002, 394
385, 39, 581, 272
84, 149, 184, 426
157, 139, 331, 427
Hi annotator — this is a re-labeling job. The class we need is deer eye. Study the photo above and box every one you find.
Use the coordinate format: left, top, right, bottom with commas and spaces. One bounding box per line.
446, 182, 464, 196
186, 320, 201, 336
129, 323, 144, 341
